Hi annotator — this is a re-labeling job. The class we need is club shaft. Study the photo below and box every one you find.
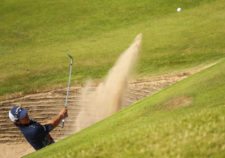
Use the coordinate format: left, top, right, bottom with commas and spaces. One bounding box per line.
65, 61, 73, 107
62, 55, 73, 128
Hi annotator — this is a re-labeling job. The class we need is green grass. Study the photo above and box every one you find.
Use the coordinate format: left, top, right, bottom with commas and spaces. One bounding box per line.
24, 56, 225, 158
1, 0, 225, 97
1, 1, 224, 157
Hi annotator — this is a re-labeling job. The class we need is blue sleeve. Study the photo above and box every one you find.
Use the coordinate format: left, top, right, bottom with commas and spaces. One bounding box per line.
42, 124, 54, 133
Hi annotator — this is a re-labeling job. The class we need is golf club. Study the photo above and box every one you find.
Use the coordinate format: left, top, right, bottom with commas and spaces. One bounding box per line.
61, 54, 73, 128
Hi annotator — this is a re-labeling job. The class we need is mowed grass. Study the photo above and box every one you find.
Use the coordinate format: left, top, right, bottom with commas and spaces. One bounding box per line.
24, 57, 225, 158
1, 0, 225, 96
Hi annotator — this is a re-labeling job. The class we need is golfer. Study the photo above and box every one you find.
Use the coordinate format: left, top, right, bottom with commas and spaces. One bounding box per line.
8, 105, 68, 150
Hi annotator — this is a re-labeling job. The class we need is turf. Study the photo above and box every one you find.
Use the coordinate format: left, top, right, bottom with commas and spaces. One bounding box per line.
24, 55, 225, 158
1, 1, 225, 157
1, 0, 225, 96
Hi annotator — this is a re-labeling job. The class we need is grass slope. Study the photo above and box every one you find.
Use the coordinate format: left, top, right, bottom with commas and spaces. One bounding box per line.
1, 0, 225, 96
24, 60, 225, 158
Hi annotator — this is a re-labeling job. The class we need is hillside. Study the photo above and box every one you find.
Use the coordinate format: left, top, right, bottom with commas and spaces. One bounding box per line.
24, 57, 225, 158
1, 0, 225, 157
1, 0, 225, 97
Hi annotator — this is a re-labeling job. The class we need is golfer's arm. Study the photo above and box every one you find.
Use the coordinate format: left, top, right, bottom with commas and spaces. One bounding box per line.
44, 108, 67, 128
47, 114, 63, 128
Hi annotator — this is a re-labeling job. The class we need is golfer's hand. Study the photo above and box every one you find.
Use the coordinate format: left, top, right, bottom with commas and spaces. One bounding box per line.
59, 107, 68, 119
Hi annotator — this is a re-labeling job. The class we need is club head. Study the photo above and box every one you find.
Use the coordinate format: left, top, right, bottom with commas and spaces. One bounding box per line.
67, 54, 73, 60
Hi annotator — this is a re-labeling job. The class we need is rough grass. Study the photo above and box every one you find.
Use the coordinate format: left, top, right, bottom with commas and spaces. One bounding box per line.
1, 0, 225, 96
24, 59, 225, 158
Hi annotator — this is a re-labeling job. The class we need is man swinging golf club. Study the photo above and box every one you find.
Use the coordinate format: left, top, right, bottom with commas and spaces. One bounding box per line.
8, 54, 73, 150
9, 105, 68, 150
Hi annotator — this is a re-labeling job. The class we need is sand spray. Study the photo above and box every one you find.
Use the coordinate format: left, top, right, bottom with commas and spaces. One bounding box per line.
75, 33, 142, 131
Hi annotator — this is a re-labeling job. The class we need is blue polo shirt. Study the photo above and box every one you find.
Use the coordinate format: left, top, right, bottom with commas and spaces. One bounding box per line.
17, 120, 55, 150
